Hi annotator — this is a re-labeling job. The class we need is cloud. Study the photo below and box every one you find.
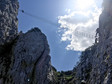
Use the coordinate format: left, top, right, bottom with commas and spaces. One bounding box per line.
58, 1, 102, 51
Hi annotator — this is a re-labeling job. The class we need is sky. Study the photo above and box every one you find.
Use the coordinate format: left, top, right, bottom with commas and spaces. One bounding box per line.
18, 0, 103, 71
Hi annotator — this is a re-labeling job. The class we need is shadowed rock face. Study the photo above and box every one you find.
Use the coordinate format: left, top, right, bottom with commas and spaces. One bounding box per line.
0, 0, 53, 84
0, 0, 19, 45
0, 28, 53, 84
11, 28, 52, 84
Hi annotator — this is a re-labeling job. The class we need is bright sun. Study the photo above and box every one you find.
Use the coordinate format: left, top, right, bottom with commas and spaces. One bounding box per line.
77, 0, 94, 9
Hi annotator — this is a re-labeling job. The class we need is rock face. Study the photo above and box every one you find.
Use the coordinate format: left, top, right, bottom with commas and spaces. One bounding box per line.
0, 0, 53, 84
0, 0, 19, 45
0, 28, 53, 84
12, 28, 52, 84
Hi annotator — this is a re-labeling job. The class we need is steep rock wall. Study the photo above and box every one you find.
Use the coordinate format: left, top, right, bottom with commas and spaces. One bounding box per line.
0, 0, 53, 84
0, 28, 53, 84
0, 0, 19, 45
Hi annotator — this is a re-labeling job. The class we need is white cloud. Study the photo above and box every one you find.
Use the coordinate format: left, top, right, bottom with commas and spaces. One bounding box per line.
58, 1, 102, 51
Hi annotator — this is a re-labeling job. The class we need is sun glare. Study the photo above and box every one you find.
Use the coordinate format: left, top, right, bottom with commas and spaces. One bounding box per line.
77, 0, 94, 9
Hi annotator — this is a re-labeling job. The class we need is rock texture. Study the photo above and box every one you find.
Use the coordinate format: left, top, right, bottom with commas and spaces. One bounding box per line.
0, 0, 19, 45
12, 28, 52, 84
0, 0, 53, 84
0, 28, 53, 84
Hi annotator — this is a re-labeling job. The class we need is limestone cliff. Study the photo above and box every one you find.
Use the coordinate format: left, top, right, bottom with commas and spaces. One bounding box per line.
0, 0, 53, 84
0, 28, 53, 84
0, 0, 19, 45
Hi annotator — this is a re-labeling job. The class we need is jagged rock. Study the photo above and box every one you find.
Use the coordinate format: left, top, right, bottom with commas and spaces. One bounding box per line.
0, 0, 54, 84
0, 0, 19, 45
11, 28, 53, 84
0, 28, 53, 84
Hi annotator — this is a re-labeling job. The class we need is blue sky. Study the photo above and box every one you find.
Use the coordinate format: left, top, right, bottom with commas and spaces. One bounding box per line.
18, 0, 102, 71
